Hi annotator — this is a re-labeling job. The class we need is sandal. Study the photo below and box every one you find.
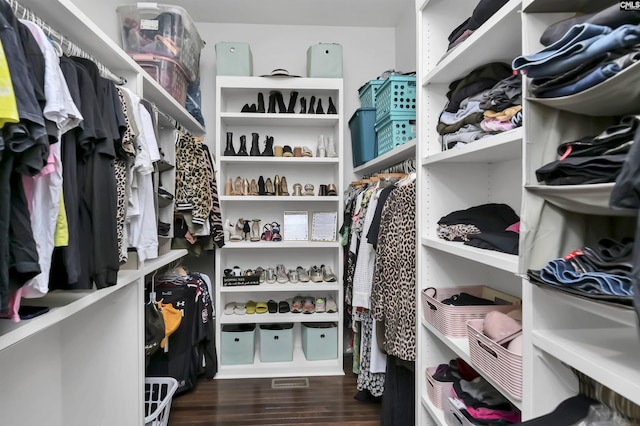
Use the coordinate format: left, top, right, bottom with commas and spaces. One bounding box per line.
224, 302, 236, 315
251, 219, 261, 241
267, 300, 278, 313
278, 300, 290, 313
229, 219, 244, 241
255, 301, 268, 314
246, 300, 257, 314
233, 303, 247, 315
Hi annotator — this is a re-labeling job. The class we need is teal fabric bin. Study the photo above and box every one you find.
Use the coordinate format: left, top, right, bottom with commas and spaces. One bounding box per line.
259, 323, 294, 362
301, 322, 338, 361
306, 43, 343, 78
215, 42, 253, 76
349, 107, 377, 167
221, 324, 255, 365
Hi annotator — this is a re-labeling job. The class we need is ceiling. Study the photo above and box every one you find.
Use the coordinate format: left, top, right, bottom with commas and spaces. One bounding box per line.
155, 0, 415, 27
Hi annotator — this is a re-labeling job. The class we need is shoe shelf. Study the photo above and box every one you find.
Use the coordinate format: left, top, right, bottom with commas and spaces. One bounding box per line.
221, 282, 341, 293
220, 312, 341, 325
215, 76, 344, 379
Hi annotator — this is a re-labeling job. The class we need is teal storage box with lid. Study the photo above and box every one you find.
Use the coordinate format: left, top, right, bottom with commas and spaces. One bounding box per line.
259, 323, 294, 362
221, 323, 255, 365
301, 322, 338, 361
306, 43, 343, 78
215, 42, 253, 76
349, 107, 377, 168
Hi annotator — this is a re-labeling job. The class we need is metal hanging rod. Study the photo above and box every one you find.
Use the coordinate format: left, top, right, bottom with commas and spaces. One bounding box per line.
157, 109, 189, 135
363, 157, 416, 178
6, 0, 126, 85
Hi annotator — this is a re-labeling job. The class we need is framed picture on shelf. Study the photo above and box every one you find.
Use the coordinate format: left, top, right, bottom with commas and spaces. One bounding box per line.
311, 211, 337, 241
283, 211, 309, 241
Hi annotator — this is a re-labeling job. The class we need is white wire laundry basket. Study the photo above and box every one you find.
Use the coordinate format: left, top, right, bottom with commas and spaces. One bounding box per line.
145, 377, 179, 426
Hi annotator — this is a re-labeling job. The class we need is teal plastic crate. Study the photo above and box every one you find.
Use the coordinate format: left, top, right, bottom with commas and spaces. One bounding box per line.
221, 324, 255, 365
375, 76, 417, 121
301, 322, 338, 361
358, 79, 385, 108
259, 323, 293, 363
349, 107, 377, 167
375, 114, 416, 155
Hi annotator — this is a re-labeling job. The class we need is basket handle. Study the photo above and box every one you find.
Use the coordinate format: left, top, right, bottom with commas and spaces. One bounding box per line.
475, 333, 499, 359
450, 411, 465, 425
423, 287, 437, 310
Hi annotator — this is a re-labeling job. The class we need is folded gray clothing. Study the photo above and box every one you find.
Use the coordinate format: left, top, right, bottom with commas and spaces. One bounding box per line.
540, 4, 640, 46
437, 112, 485, 135
439, 100, 484, 125
478, 74, 522, 110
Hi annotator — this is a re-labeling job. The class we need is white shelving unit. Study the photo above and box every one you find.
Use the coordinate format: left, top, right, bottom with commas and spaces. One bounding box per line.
417, 0, 640, 424
416, 0, 524, 424
0, 0, 204, 425
214, 76, 344, 379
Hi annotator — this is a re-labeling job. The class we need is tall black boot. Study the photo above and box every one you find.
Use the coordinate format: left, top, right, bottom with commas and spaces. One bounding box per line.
224, 132, 236, 156
327, 96, 337, 114
237, 135, 249, 156
258, 176, 266, 195
316, 98, 324, 114
257, 92, 265, 113
268, 92, 277, 113
262, 135, 274, 156
307, 96, 316, 114
273, 91, 287, 113
287, 91, 298, 113
250, 132, 261, 156
299, 97, 307, 114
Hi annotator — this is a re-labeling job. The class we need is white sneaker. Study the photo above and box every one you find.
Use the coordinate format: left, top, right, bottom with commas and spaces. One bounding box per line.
325, 136, 337, 157
316, 135, 326, 157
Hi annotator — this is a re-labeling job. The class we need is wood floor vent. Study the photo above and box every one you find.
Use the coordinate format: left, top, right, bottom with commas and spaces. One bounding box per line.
271, 378, 309, 389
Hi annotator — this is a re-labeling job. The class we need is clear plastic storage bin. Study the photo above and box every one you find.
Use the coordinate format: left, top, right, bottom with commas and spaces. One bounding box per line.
117, 3, 204, 81
135, 54, 188, 106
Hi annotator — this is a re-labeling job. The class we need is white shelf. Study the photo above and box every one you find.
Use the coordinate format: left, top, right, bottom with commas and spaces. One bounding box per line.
221, 157, 339, 165
223, 241, 340, 249
220, 195, 340, 202
421, 237, 519, 273
532, 328, 640, 405
220, 312, 341, 324
422, 0, 522, 85
215, 343, 344, 379
141, 74, 206, 136
221, 282, 341, 293
353, 138, 417, 175
140, 250, 189, 275
421, 395, 447, 426
217, 76, 344, 90
221, 113, 339, 128
523, 0, 618, 12
423, 318, 470, 365
423, 128, 522, 165
525, 183, 637, 216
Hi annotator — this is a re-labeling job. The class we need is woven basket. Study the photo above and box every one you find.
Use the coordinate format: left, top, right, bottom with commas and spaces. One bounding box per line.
425, 366, 454, 410
467, 318, 522, 400
421, 286, 521, 338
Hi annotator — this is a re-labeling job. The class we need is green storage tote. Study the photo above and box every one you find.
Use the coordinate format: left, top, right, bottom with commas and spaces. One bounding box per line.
349, 107, 377, 167
259, 323, 294, 363
306, 43, 343, 78
301, 322, 338, 361
215, 42, 253, 76
221, 323, 255, 365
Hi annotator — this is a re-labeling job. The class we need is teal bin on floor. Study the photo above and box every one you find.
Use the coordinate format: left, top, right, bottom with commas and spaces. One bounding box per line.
221, 323, 256, 365
349, 107, 377, 168
259, 323, 294, 362
301, 322, 338, 361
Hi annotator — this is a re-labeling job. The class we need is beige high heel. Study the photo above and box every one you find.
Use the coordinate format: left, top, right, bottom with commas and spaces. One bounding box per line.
249, 179, 258, 195
231, 176, 242, 195
280, 176, 289, 196
225, 178, 233, 196
242, 178, 250, 196
274, 175, 281, 196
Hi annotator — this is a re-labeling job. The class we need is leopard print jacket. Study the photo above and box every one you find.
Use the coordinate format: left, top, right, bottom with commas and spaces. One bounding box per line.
371, 181, 416, 361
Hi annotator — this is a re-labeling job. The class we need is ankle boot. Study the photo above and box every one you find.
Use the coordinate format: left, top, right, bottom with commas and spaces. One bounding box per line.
268, 92, 277, 113
273, 90, 286, 113
316, 98, 324, 114
237, 135, 248, 156
308, 96, 316, 114
327, 96, 337, 114
224, 132, 236, 156
258, 176, 266, 195
287, 91, 298, 113
262, 136, 274, 156
250, 132, 261, 156
299, 97, 307, 114
257, 92, 265, 113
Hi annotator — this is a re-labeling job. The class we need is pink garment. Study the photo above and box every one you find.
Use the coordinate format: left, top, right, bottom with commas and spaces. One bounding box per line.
465, 405, 521, 423
506, 222, 520, 233
0, 288, 23, 322
480, 118, 515, 132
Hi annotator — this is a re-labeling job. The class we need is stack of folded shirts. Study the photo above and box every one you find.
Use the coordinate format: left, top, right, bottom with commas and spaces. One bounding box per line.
438, 63, 522, 151
535, 115, 638, 185
158, 221, 171, 237
527, 237, 634, 307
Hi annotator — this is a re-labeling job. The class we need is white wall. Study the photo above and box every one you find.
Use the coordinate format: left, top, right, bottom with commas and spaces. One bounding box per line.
197, 22, 397, 184
395, 7, 417, 73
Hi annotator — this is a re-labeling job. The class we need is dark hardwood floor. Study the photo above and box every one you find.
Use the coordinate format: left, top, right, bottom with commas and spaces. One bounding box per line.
167, 355, 381, 425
